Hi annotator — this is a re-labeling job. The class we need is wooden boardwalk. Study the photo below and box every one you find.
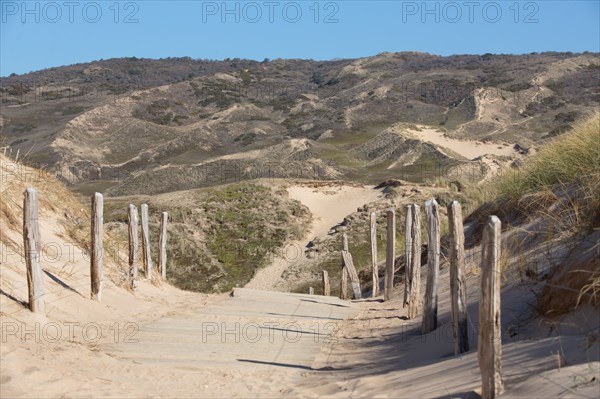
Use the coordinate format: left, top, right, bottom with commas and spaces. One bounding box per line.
103, 288, 358, 369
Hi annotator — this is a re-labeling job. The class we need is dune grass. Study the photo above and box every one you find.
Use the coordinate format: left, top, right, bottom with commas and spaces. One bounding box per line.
496, 112, 600, 202
465, 113, 600, 234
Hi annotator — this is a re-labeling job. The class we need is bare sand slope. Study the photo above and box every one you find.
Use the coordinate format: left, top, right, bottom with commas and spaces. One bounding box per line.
399, 125, 517, 160
245, 183, 383, 291
287, 184, 383, 238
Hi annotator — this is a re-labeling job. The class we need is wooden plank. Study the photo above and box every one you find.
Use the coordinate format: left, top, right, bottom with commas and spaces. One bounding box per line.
340, 267, 348, 300
339, 233, 349, 300
322, 270, 330, 296
478, 215, 504, 399
342, 232, 349, 251
90, 192, 104, 301
158, 212, 168, 279
341, 250, 362, 299
422, 199, 440, 333
23, 188, 44, 313
448, 201, 469, 354
370, 212, 379, 297
128, 204, 139, 290
384, 208, 395, 301
140, 203, 153, 280
407, 204, 421, 319
403, 204, 413, 307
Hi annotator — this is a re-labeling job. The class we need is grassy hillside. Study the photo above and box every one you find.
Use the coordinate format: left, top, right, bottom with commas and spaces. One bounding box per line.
104, 182, 311, 293
2, 52, 598, 194
465, 113, 600, 314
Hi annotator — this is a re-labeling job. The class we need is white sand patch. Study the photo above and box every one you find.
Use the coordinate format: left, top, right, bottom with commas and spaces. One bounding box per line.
397, 124, 517, 160
246, 183, 383, 291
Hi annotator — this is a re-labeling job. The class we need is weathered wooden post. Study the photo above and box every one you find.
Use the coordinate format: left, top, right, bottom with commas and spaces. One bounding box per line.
322, 270, 330, 296
448, 201, 469, 354
140, 203, 153, 280
90, 192, 104, 301
15, 148, 20, 162
478, 215, 504, 399
158, 212, 168, 279
341, 250, 362, 299
422, 199, 440, 333
370, 212, 379, 297
128, 204, 139, 290
23, 188, 44, 313
407, 204, 421, 319
339, 233, 349, 300
403, 204, 413, 307
384, 208, 395, 301
308, 287, 314, 295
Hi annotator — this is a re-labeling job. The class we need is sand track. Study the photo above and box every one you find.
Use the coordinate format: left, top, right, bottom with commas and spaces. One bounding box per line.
245, 183, 383, 291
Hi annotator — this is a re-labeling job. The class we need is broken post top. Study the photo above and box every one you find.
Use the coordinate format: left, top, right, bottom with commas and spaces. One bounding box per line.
425, 198, 438, 209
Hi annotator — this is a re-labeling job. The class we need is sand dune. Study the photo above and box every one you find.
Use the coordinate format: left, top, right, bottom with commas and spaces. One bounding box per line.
399, 125, 517, 160
245, 182, 383, 291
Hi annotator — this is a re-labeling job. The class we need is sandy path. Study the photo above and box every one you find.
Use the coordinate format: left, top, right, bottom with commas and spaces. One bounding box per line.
294, 246, 600, 398
1, 289, 358, 398
403, 126, 516, 160
245, 184, 383, 291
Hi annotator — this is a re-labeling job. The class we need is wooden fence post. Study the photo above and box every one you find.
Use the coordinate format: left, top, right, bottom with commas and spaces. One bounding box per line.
384, 208, 395, 301
128, 204, 139, 290
140, 203, 153, 280
448, 201, 469, 354
370, 212, 379, 297
322, 270, 330, 296
403, 204, 413, 307
158, 212, 168, 279
422, 199, 440, 333
339, 233, 349, 300
23, 188, 44, 313
91, 192, 104, 301
478, 215, 504, 399
341, 250, 362, 299
407, 204, 421, 319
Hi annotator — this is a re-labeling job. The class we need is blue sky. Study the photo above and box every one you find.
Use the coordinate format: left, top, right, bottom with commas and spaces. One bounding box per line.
1, 0, 599, 75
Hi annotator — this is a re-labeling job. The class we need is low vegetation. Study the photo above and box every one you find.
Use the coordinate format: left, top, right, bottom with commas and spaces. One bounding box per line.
464, 113, 600, 314
105, 183, 311, 293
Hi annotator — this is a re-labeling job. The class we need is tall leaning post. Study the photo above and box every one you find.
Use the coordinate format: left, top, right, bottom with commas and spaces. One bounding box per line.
422, 199, 440, 334
322, 270, 331, 296
384, 208, 395, 301
403, 204, 413, 307
407, 204, 421, 319
339, 232, 349, 300
478, 215, 504, 399
448, 201, 469, 354
140, 204, 153, 280
370, 212, 378, 297
91, 192, 104, 301
128, 204, 139, 290
23, 188, 44, 313
158, 212, 168, 279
